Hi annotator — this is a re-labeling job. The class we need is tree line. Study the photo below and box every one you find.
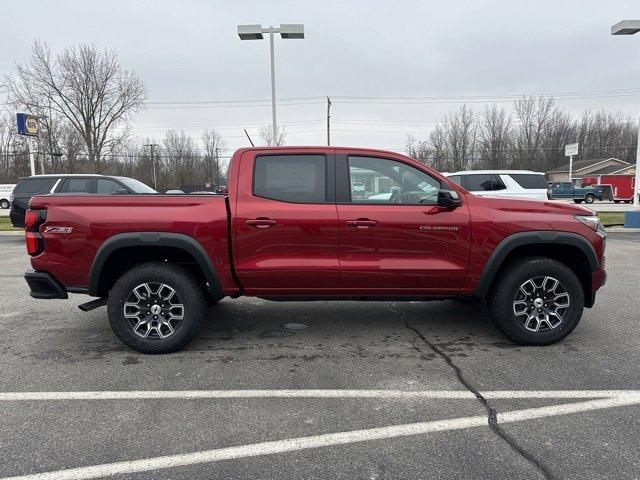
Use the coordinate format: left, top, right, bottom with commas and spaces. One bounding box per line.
406, 97, 638, 173
1, 40, 637, 190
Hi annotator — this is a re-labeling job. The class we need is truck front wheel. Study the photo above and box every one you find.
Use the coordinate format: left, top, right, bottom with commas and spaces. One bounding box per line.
584, 194, 595, 204
487, 257, 584, 345
107, 262, 207, 353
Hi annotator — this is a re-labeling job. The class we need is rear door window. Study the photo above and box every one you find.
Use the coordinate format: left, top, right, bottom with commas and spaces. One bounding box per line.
58, 178, 95, 193
14, 178, 57, 195
253, 154, 327, 203
465, 174, 494, 191
510, 174, 548, 189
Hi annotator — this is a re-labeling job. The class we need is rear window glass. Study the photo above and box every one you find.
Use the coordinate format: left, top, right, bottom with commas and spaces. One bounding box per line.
97, 179, 125, 194
14, 178, 57, 195
510, 174, 548, 189
253, 154, 326, 203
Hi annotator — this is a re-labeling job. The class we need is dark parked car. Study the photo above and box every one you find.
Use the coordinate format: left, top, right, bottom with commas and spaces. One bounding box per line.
10, 174, 156, 227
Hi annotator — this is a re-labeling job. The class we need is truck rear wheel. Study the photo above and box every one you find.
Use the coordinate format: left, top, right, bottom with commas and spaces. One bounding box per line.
107, 262, 207, 353
584, 194, 595, 204
487, 257, 584, 346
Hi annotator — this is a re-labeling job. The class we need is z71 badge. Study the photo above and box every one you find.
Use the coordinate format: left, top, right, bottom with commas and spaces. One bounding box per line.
44, 226, 73, 234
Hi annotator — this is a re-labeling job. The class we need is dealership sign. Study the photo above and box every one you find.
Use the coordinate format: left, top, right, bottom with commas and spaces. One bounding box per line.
16, 113, 39, 136
565, 142, 578, 157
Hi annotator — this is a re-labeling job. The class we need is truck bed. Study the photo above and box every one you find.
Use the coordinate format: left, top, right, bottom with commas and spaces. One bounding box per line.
28, 194, 236, 292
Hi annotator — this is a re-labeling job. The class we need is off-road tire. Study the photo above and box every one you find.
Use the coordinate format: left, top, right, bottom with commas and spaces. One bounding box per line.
107, 262, 207, 353
487, 257, 584, 346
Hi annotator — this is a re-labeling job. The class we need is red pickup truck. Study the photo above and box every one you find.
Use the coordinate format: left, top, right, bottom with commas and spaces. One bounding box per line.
23, 147, 607, 353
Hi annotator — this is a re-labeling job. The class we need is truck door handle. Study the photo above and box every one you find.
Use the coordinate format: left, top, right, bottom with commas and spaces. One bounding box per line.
245, 218, 277, 228
346, 219, 377, 228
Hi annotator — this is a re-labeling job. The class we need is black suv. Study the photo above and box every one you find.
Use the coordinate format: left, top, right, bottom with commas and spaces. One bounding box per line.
10, 174, 156, 227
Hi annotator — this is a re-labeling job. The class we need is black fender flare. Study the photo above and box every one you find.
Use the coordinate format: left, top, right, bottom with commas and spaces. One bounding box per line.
88, 232, 223, 297
474, 231, 598, 298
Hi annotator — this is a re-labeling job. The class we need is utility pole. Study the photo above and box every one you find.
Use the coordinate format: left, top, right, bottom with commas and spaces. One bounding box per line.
326, 96, 331, 146
144, 143, 159, 190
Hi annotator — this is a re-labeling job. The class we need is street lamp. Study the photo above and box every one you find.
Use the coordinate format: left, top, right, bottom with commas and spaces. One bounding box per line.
237, 24, 305, 141
611, 20, 640, 208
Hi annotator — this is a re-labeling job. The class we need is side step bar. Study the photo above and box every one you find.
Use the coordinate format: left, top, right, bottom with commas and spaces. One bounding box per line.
78, 298, 107, 312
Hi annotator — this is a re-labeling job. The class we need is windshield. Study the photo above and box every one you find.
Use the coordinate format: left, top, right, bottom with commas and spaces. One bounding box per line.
114, 177, 157, 194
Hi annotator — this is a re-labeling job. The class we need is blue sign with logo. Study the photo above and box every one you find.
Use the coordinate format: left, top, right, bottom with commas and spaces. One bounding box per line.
16, 113, 39, 136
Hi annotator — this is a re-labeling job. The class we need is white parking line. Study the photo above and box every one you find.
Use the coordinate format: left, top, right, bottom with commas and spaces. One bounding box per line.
1, 389, 639, 401
1, 391, 639, 480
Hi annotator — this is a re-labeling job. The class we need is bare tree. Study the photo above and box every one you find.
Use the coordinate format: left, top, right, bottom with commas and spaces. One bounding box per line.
3, 40, 147, 172
201, 130, 226, 187
478, 105, 512, 169
440, 105, 477, 172
577, 111, 637, 163
512, 96, 556, 169
162, 131, 200, 189
259, 125, 286, 146
428, 125, 449, 172
406, 135, 430, 165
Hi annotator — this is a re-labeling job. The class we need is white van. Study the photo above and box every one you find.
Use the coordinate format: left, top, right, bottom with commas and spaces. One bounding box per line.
444, 171, 549, 201
0, 184, 16, 209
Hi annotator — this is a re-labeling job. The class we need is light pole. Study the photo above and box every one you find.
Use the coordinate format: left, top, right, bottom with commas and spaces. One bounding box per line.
611, 20, 640, 208
144, 143, 159, 190
237, 24, 305, 142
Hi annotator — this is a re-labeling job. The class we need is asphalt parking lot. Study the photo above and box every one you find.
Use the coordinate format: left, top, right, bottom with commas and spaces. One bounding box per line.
0, 232, 639, 480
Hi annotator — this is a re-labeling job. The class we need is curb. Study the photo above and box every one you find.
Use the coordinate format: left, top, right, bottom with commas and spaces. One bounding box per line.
0, 231, 23, 236
606, 226, 640, 233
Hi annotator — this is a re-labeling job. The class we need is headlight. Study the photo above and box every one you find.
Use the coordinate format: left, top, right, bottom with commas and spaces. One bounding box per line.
574, 215, 601, 232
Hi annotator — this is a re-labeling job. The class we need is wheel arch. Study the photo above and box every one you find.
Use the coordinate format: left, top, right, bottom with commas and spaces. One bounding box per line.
88, 232, 223, 299
475, 231, 598, 306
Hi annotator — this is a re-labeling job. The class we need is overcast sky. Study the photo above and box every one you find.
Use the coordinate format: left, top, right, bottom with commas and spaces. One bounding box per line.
2, 0, 640, 155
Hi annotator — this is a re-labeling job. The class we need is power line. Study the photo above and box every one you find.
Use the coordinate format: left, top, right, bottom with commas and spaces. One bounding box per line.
139, 88, 640, 108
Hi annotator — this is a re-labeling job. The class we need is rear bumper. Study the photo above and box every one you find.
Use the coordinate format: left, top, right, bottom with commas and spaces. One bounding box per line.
9, 207, 25, 228
24, 269, 68, 299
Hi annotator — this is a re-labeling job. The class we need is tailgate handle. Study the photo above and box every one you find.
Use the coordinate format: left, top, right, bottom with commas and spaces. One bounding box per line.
245, 218, 277, 228
346, 219, 377, 228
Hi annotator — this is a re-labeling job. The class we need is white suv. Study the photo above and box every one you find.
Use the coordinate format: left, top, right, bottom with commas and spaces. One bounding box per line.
444, 170, 549, 201
0, 184, 16, 209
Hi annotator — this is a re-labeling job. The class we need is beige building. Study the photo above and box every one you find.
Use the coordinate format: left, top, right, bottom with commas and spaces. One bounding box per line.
547, 158, 636, 184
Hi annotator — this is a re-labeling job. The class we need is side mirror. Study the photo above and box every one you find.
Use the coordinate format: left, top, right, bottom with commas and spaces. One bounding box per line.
437, 189, 461, 209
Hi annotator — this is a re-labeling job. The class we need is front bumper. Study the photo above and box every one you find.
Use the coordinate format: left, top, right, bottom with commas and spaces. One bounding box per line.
24, 269, 68, 299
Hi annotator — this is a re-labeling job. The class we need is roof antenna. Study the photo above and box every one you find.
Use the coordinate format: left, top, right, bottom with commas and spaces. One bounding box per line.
243, 129, 255, 147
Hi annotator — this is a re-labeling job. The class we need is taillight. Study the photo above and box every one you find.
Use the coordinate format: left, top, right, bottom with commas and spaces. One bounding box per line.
25, 209, 46, 256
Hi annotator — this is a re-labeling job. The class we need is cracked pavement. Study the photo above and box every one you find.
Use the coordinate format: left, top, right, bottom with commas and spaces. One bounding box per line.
0, 232, 639, 479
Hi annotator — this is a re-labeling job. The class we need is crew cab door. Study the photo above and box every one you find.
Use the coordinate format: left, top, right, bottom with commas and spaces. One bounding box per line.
335, 153, 471, 295
232, 149, 340, 294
